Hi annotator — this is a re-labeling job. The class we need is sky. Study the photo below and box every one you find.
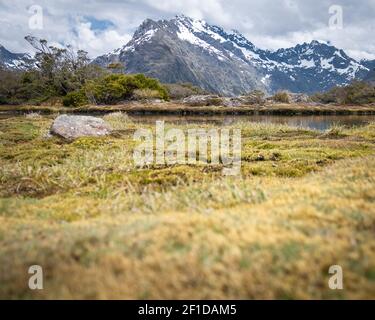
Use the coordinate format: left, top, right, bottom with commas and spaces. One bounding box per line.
0, 0, 374, 60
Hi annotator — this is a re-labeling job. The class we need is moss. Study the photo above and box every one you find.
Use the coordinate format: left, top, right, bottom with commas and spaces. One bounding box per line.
71, 137, 108, 149
0, 116, 375, 299
0, 119, 40, 144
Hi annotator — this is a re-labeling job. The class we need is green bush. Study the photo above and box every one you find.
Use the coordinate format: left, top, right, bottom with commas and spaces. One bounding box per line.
242, 90, 266, 104
63, 91, 89, 107
70, 74, 169, 106
273, 91, 290, 103
313, 81, 375, 105
342, 81, 375, 104
133, 88, 164, 100
0, 96, 8, 105
62, 74, 169, 107
164, 83, 207, 99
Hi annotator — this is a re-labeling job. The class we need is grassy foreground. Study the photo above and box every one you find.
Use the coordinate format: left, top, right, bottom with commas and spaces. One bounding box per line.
0, 114, 374, 299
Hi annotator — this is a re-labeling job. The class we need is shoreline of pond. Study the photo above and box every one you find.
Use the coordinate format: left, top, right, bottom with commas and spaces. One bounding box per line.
1, 102, 375, 117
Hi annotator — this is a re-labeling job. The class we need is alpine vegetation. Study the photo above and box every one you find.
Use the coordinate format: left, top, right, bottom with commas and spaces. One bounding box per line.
133, 121, 242, 176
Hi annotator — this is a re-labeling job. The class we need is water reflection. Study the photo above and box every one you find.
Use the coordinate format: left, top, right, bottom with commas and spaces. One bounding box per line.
1, 112, 375, 131
128, 114, 375, 131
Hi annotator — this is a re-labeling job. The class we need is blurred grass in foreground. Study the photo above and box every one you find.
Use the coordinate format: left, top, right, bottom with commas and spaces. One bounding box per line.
0, 116, 374, 299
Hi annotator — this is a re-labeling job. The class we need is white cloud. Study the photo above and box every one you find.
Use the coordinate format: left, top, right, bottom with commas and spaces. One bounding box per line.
68, 21, 131, 57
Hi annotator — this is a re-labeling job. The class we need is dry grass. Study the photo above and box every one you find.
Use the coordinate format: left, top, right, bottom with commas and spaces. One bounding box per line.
0, 116, 374, 299
24, 112, 42, 119
133, 88, 164, 100
103, 112, 133, 130
1, 101, 375, 116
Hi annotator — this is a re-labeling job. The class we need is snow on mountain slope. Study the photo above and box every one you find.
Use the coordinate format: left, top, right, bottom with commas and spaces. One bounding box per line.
94, 15, 266, 96
93, 15, 373, 95
1, 15, 373, 96
0, 45, 33, 70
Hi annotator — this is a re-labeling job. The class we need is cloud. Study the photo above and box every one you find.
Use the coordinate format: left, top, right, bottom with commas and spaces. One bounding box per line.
0, 0, 374, 60
68, 19, 131, 57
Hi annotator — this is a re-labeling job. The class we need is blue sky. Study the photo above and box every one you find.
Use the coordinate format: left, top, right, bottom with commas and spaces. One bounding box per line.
84, 16, 115, 32
0, 0, 374, 60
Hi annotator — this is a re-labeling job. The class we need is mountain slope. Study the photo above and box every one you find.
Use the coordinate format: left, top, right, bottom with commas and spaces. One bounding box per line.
361, 59, 375, 84
95, 17, 266, 96
262, 41, 369, 93
93, 15, 373, 95
1, 15, 373, 95
0, 45, 32, 70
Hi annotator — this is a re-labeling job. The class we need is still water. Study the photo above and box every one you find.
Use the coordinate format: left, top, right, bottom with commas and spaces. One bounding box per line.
128, 114, 375, 131
1, 112, 375, 131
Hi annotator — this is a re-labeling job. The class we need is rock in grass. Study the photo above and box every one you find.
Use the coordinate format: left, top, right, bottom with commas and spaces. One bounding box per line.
50, 115, 112, 140
182, 95, 223, 106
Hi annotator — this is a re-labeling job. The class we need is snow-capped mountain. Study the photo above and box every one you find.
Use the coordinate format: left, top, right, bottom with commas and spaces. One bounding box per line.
94, 16, 266, 96
93, 15, 373, 95
360, 59, 375, 84
0, 44, 32, 70
262, 41, 369, 93
1, 15, 373, 95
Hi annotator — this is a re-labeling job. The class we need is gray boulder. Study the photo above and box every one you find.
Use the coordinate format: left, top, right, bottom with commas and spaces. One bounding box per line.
50, 115, 112, 140
289, 93, 311, 103
182, 95, 223, 106
222, 94, 266, 107
222, 97, 243, 107
239, 92, 266, 105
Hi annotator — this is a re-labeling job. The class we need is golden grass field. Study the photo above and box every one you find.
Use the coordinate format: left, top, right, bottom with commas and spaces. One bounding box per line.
0, 112, 374, 299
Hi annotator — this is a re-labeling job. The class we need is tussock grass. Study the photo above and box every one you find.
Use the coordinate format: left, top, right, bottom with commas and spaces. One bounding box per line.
1, 101, 375, 116
0, 116, 374, 299
322, 124, 347, 138
102, 112, 133, 131
24, 112, 42, 119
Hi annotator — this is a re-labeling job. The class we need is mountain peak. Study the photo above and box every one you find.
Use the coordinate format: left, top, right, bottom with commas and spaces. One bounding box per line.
0, 44, 10, 53
0, 44, 32, 70
310, 40, 323, 46
173, 14, 207, 26
174, 14, 192, 22
135, 18, 158, 34
91, 16, 374, 95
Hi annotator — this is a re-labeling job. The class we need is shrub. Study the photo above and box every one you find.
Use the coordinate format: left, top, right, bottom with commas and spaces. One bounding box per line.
324, 124, 347, 138
103, 112, 133, 130
67, 74, 170, 106
164, 83, 207, 99
272, 91, 290, 103
63, 91, 89, 107
133, 88, 164, 100
0, 96, 8, 105
242, 90, 266, 105
342, 81, 375, 105
313, 81, 375, 105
